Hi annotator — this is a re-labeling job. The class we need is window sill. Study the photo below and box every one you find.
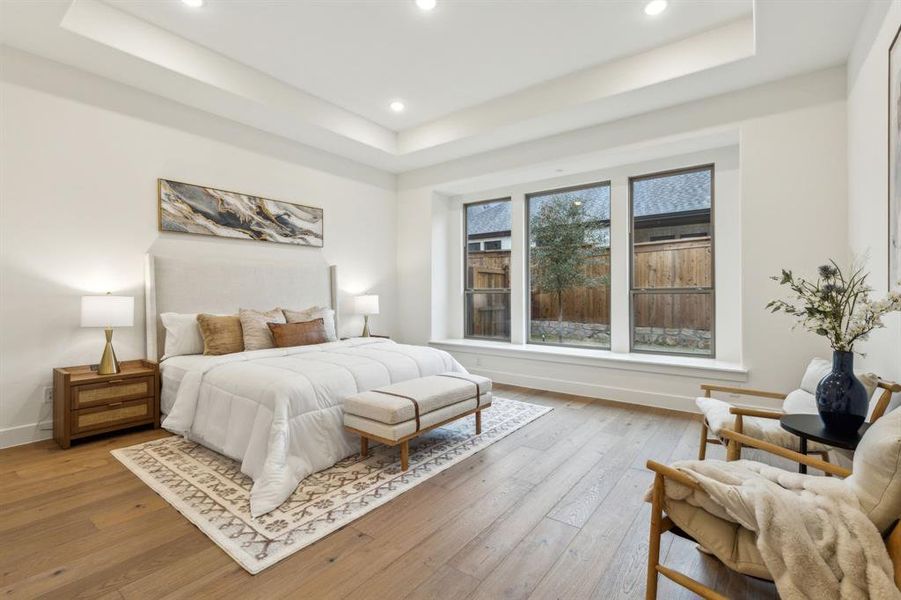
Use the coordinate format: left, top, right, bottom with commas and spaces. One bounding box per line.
429, 338, 748, 382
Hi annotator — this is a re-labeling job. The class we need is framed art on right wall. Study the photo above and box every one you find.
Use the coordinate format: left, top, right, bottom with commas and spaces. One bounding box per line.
889, 25, 901, 290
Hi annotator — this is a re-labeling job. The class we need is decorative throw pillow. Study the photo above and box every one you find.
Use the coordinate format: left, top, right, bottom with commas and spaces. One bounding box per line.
160, 312, 204, 358
268, 318, 328, 348
239, 308, 286, 351
847, 407, 901, 534
282, 306, 337, 342
799, 357, 879, 404
196, 314, 244, 356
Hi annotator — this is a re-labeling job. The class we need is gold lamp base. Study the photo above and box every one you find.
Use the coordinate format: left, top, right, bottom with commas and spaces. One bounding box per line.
362, 315, 371, 337
97, 327, 120, 375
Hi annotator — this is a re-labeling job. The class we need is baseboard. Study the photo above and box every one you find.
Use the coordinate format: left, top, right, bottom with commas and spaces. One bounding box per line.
470, 367, 701, 415
0, 421, 53, 449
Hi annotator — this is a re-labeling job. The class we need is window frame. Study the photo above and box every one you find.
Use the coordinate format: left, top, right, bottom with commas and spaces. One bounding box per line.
525, 180, 613, 351
628, 164, 716, 357
464, 197, 512, 342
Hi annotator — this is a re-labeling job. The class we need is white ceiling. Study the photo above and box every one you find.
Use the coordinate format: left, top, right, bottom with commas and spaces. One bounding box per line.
103, 0, 752, 130
0, 0, 872, 173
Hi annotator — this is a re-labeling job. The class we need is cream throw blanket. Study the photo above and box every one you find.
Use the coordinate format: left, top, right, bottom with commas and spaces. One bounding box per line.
659, 459, 899, 599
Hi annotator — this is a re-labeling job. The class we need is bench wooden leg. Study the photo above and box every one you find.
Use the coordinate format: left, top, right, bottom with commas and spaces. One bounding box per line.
360, 436, 369, 458
400, 440, 409, 471
475, 410, 482, 435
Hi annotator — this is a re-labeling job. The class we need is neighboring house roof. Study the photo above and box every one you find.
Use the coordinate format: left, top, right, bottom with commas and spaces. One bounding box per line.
467, 202, 512, 236
468, 170, 711, 237
632, 169, 711, 218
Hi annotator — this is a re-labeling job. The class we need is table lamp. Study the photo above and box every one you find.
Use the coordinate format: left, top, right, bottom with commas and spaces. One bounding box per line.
353, 294, 379, 337
81, 294, 134, 374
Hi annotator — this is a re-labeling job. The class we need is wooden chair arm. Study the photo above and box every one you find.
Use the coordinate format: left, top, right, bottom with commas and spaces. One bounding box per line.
728, 406, 784, 420
719, 429, 852, 477
887, 521, 901, 589
646, 460, 703, 491
700, 384, 787, 401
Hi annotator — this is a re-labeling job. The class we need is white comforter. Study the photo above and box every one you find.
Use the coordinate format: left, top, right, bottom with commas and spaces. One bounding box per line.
162, 338, 465, 516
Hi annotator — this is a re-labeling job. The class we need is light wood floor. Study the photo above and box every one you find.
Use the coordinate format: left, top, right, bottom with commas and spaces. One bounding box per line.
0, 384, 784, 599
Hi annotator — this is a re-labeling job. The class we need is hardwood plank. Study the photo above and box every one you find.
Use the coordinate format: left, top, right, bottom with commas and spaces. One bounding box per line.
344, 477, 533, 598
528, 468, 654, 599
589, 499, 671, 599
469, 517, 578, 600
546, 412, 660, 528
448, 427, 614, 579
403, 564, 480, 600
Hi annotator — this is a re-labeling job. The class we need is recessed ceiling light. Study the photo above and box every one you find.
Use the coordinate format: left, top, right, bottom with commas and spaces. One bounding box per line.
416, 0, 436, 11
182, 0, 204, 7
390, 101, 406, 113
644, 0, 667, 16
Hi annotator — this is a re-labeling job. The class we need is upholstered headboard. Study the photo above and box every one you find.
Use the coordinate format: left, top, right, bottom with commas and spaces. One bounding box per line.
144, 253, 338, 360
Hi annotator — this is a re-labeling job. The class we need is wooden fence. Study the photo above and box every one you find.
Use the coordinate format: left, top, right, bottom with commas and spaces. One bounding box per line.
466, 237, 712, 336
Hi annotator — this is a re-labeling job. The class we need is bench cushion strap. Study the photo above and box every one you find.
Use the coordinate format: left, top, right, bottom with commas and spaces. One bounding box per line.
372, 390, 421, 432
435, 373, 481, 409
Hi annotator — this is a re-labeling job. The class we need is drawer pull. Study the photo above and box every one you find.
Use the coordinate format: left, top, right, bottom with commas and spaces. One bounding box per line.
108, 401, 123, 407
108, 379, 126, 384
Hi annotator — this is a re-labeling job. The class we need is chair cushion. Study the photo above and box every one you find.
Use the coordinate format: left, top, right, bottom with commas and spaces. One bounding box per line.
799, 358, 832, 395
344, 373, 491, 424
846, 407, 901, 534
798, 358, 879, 409
663, 496, 771, 581
781, 389, 817, 415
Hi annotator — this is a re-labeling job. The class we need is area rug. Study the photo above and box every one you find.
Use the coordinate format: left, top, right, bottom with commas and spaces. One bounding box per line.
111, 397, 551, 573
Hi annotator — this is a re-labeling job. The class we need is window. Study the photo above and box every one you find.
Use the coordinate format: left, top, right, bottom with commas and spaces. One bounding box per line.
527, 182, 611, 348
629, 165, 714, 356
465, 199, 511, 340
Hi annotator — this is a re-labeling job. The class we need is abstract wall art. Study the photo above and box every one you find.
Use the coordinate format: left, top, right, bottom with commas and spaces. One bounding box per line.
158, 179, 324, 247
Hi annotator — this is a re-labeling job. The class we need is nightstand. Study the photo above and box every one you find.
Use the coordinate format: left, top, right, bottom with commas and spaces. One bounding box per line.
53, 360, 160, 449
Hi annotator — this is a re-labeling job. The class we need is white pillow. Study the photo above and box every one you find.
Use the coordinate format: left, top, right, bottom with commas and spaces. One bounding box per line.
798, 357, 878, 402
282, 306, 337, 342
160, 312, 204, 359
847, 407, 901, 534
799, 358, 831, 395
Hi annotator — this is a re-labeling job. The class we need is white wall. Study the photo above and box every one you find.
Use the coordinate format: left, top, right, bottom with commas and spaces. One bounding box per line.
397, 68, 850, 413
0, 49, 398, 447
847, 0, 901, 384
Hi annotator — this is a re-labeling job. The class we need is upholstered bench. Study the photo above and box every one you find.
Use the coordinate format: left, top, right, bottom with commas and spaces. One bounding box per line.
343, 372, 492, 470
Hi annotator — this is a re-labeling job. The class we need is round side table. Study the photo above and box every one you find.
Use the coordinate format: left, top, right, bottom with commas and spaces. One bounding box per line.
779, 414, 869, 474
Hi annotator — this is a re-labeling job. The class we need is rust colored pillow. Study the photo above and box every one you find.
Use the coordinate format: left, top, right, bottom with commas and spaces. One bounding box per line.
268, 318, 328, 348
196, 314, 244, 356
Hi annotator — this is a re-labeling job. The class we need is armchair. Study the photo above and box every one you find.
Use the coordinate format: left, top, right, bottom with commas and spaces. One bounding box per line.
646, 411, 901, 599
697, 374, 899, 463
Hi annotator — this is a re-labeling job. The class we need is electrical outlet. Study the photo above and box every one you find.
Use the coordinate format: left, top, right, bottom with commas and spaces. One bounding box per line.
475, 356, 483, 367
43, 386, 53, 404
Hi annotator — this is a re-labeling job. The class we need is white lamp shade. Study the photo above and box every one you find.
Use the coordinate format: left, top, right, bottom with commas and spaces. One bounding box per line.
81, 295, 134, 328
354, 294, 380, 316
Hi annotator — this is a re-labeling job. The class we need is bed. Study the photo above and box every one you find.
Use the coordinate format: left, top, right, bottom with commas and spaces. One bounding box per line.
145, 254, 465, 516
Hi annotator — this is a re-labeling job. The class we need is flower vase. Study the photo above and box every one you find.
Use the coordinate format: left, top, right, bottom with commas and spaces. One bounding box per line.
815, 350, 868, 435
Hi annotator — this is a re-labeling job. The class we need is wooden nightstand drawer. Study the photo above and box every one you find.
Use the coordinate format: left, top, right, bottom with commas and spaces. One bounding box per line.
54, 360, 160, 448
71, 398, 152, 434
72, 376, 155, 409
